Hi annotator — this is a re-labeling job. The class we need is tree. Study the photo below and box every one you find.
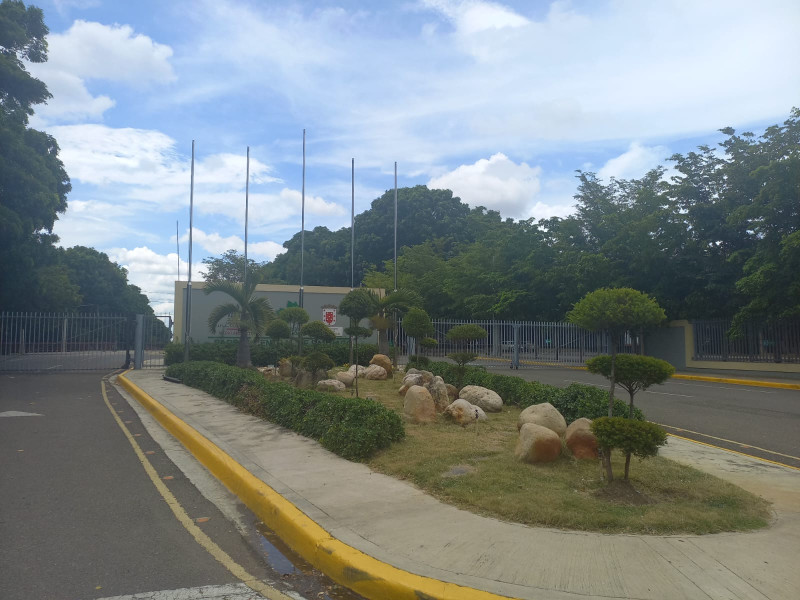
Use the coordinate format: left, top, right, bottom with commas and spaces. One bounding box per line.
445, 323, 487, 388
368, 288, 421, 357
591, 418, 667, 481
401, 307, 434, 357
278, 306, 309, 354
567, 288, 666, 417
339, 288, 379, 397
587, 354, 675, 418
300, 320, 336, 344
0, 1, 71, 311
205, 275, 274, 368
201, 249, 272, 283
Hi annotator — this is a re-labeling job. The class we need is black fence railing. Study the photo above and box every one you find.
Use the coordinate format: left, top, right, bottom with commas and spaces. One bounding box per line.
692, 319, 800, 363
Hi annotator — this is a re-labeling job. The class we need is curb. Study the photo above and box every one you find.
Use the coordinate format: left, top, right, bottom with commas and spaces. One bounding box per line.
117, 372, 517, 600
670, 374, 800, 390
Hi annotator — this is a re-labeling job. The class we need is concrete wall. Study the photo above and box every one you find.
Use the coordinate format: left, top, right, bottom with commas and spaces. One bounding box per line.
174, 282, 381, 344
645, 321, 687, 370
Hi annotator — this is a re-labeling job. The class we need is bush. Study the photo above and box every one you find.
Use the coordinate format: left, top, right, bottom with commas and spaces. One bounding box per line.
312, 342, 378, 366
591, 417, 667, 480
301, 350, 334, 374
166, 361, 404, 460
164, 341, 278, 367
406, 355, 431, 369
552, 383, 644, 423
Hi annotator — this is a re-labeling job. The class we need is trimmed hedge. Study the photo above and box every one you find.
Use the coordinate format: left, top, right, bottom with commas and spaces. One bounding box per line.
165, 361, 404, 460
424, 360, 644, 421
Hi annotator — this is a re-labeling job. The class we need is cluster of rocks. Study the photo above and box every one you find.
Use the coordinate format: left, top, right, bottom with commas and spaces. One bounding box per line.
398, 369, 503, 425
315, 353, 393, 392
515, 403, 598, 464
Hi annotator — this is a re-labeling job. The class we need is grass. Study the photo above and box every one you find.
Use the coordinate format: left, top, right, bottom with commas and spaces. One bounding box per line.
343, 373, 771, 535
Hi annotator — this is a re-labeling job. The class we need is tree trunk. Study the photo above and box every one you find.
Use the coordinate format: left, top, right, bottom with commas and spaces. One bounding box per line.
601, 448, 614, 482
237, 329, 251, 368
624, 452, 632, 480
608, 338, 618, 417
629, 389, 636, 419
354, 336, 359, 398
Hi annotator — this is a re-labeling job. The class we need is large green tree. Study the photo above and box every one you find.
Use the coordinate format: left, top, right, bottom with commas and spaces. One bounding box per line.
0, 0, 71, 311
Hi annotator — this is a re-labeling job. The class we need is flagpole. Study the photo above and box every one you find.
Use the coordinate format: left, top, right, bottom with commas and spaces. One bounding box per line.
176, 220, 180, 282
300, 129, 305, 308
351, 158, 355, 290
244, 145, 249, 284
394, 161, 398, 292
184, 140, 195, 363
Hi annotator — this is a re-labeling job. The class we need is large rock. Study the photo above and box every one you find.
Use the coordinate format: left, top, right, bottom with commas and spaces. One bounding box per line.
459, 385, 503, 413
426, 376, 452, 412
515, 423, 562, 464
364, 364, 388, 380
278, 359, 293, 378
369, 354, 393, 376
419, 370, 435, 386
335, 371, 355, 387
398, 372, 424, 396
403, 385, 436, 424
445, 383, 458, 402
518, 402, 567, 436
443, 399, 488, 427
565, 418, 599, 459
347, 364, 367, 378
317, 379, 346, 392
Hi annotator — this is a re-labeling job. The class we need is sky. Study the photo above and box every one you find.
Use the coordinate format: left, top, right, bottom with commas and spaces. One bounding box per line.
25, 0, 800, 313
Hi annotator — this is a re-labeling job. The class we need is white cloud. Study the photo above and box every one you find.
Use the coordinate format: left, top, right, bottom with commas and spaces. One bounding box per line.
106, 246, 184, 314
428, 153, 541, 219
597, 142, 669, 181
27, 20, 174, 122
179, 228, 285, 262
423, 0, 529, 35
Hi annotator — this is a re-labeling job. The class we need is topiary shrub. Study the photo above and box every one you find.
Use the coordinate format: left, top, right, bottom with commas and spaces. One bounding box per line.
301, 350, 334, 376
406, 355, 431, 369
591, 417, 667, 481
165, 361, 404, 460
552, 383, 643, 423
587, 354, 675, 418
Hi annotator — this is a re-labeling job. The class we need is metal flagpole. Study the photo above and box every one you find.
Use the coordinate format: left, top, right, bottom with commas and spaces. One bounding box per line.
183, 140, 195, 363
300, 129, 305, 308
351, 158, 355, 290
394, 161, 398, 292
244, 146, 249, 284
176, 220, 180, 282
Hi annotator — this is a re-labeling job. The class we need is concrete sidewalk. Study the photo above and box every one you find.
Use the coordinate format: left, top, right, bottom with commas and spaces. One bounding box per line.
118, 369, 800, 600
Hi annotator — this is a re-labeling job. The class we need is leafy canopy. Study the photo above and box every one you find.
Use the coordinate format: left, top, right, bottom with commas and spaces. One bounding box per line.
567, 287, 666, 335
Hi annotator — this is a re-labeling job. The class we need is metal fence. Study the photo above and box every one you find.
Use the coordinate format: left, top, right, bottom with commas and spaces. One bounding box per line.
693, 319, 800, 363
0, 312, 173, 372
396, 319, 640, 368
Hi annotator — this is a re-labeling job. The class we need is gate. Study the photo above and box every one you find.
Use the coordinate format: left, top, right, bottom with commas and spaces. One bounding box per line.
396, 319, 640, 368
0, 312, 173, 372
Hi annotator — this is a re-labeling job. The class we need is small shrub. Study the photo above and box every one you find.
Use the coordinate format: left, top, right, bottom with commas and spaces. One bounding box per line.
164, 342, 184, 365
552, 383, 643, 423
301, 351, 334, 374
164, 361, 404, 461
406, 355, 431, 369
591, 417, 667, 481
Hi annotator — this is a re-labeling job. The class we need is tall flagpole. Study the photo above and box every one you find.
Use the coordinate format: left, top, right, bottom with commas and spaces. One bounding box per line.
184, 140, 195, 363
244, 146, 250, 284
300, 129, 305, 308
176, 220, 180, 282
394, 161, 398, 292
351, 158, 355, 290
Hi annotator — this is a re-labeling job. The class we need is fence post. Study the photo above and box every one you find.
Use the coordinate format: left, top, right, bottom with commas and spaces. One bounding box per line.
134, 314, 144, 369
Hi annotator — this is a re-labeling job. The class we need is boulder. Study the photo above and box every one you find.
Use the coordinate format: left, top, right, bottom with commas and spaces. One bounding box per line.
364, 364, 388, 380
426, 376, 452, 412
317, 379, 346, 392
443, 399, 479, 427
335, 371, 355, 387
277, 359, 293, 378
369, 354, 393, 376
565, 418, 598, 459
402, 373, 423, 386
294, 370, 314, 388
347, 364, 367, 378
517, 402, 567, 436
405, 368, 421, 376
445, 383, 458, 402
459, 385, 503, 413
515, 423, 562, 464
403, 385, 436, 424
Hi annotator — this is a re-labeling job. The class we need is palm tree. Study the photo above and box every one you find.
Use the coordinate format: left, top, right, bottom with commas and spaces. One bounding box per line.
205, 275, 274, 368
368, 288, 422, 357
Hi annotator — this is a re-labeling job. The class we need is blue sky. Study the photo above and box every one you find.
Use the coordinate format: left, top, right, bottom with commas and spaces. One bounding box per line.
27, 0, 800, 313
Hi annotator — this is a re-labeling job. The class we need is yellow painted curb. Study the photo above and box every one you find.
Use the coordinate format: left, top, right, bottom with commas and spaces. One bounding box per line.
117, 372, 517, 600
671, 374, 800, 390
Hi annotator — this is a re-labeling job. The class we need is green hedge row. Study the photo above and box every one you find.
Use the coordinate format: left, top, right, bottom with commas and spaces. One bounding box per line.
164, 341, 380, 368
424, 361, 643, 422
165, 361, 404, 460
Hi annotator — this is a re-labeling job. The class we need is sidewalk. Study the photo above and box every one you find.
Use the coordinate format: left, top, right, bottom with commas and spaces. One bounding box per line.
118, 369, 800, 600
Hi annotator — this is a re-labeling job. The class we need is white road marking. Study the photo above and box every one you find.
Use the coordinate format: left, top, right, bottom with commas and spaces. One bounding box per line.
95, 583, 269, 599
564, 380, 693, 397
665, 380, 776, 393
0, 410, 44, 417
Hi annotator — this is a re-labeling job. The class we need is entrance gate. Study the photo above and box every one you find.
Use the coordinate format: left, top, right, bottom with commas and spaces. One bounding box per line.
0, 312, 172, 372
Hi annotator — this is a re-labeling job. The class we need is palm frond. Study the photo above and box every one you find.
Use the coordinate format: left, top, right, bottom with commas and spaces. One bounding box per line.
207, 302, 241, 333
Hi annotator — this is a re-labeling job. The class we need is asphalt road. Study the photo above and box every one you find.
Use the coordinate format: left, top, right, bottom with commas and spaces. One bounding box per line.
490, 365, 800, 468
0, 372, 360, 600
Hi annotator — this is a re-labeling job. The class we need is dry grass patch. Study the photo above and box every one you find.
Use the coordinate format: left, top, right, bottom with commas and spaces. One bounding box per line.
344, 374, 771, 534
